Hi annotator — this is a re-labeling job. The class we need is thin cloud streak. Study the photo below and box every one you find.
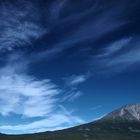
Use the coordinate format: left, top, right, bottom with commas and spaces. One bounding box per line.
65, 74, 89, 86
62, 90, 82, 102
100, 37, 132, 57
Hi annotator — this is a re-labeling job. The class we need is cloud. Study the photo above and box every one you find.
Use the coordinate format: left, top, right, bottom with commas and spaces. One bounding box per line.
0, 71, 84, 133
62, 74, 89, 102
27, 0, 131, 64
100, 37, 132, 57
0, 73, 59, 117
62, 90, 82, 102
0, 103, 84, 134
0, 113, 84, 134
0, 0, 46, 51
93, 37, 140, 74
65, 74, 88, 86
56, 1, 126, 44
0, 53, 84, 134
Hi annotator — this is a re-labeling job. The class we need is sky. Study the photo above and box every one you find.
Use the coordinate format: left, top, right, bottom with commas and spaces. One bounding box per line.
0, 0, 140, 134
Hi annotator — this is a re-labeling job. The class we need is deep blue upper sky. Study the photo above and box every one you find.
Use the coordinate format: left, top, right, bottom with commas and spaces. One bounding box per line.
0, 0, 140, 134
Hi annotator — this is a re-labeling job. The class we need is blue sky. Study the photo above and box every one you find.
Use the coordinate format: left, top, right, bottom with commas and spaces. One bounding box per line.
0, 0, 140, 134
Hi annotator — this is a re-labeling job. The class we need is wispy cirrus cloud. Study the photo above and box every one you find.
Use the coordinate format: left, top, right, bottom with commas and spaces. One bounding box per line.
0, 69, 59, 117
61, 74, 89, 102
0, 112, 84, 134
65, 74, 89, 86
92, 36, 140, 74
62, 90, 82, 102
0, 0, 46, 51
27, 0, 131, 64
0, 54, 84, 134
100, 37, 132, 57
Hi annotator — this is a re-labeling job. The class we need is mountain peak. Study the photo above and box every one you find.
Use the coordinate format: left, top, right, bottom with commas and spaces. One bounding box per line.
102, 103, 140, 122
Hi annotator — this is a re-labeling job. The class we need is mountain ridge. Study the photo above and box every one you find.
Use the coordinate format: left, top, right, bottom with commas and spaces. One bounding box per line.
101, 103, 140, 122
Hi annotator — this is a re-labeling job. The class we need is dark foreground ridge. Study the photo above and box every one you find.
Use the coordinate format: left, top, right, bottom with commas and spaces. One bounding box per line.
1, 103, 140, 140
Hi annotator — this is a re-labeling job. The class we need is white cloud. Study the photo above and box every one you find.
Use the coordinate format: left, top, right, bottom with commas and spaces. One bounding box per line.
0, 54, 84, 134
62, 74, 88, 102
62, 90, 82, 102
0, 53, 58, 117
0, 113, 84, 134
0, 72, 84, 133
101, 37, 132, 57
0, 73, 59, 117
0, 0, 46, 51
65, 74, 88, 86
0, 104, 84, 134
95, 37, 140, 74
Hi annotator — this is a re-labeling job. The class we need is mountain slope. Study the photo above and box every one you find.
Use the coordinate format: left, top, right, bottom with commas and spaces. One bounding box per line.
1, 103, 140, 140
102, 103, 140, 122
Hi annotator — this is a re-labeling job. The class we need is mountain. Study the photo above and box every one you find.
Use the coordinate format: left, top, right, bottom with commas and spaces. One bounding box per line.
1, 103, 140, 140
102, 103, 140, 122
